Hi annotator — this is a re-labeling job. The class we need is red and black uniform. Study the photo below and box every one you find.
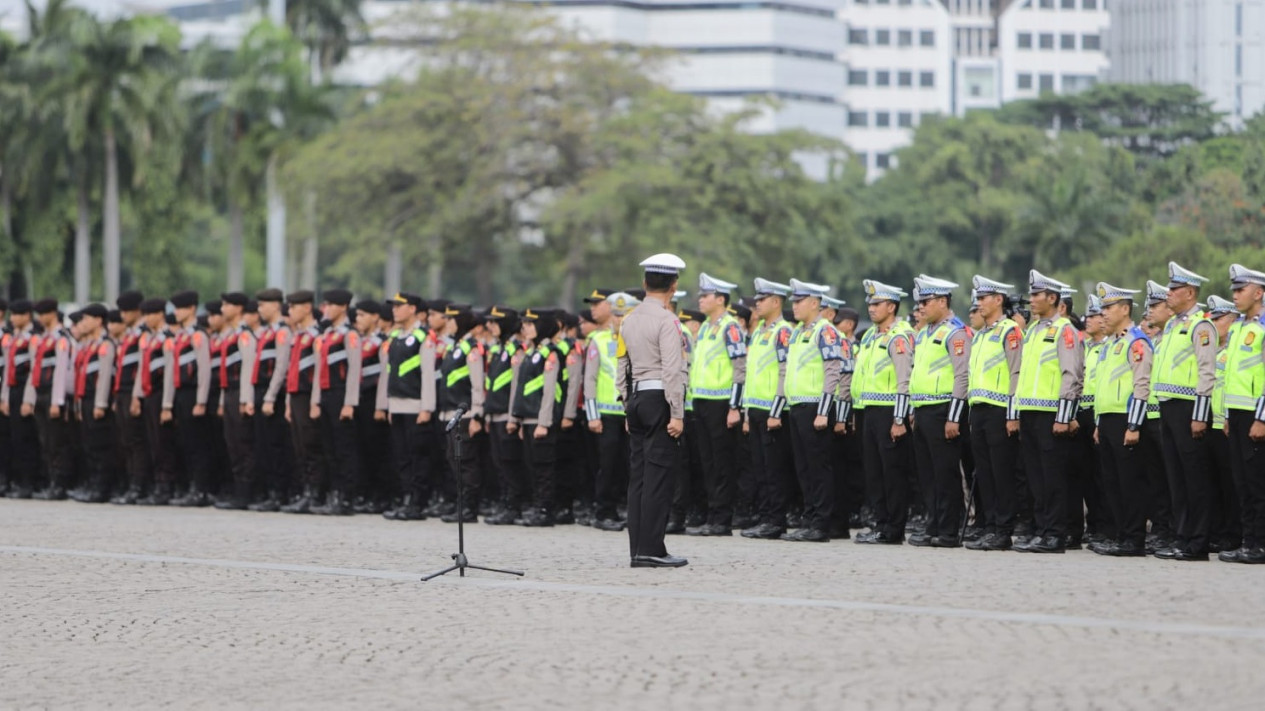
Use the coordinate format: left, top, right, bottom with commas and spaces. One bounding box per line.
113, 325, 149, 494
314, 321, 361, 498
2, 327, 41, 492
354, 330, 392, 502
163, 325, 213, 497
25, 328, 77, 493
75, 335, 117, 497
133, 327, 178, 493
251, 322, 292, 501
219, 325, 255, 499
285, 323, 327, 499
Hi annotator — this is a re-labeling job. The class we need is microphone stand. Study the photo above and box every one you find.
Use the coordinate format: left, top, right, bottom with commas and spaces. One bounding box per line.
422, 406, 524, 581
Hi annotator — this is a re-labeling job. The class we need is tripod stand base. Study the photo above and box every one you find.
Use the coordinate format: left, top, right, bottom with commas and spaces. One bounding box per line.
421, 552, 525, 581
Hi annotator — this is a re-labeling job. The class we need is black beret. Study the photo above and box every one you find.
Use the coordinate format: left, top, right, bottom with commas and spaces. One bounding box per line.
116, 290, 144, 311
256, 288, 284, 303
220, 291, 248, 307
444, 302, 472, 317
353, 300, 380, 315
0, 298, 8, 311
378, 303, 395, 321
34, 298, 58, 314
583, 287, 618, 304
140, 298, 167, 314
427, 298, 452, 313
10, 299, 32, 315
205, 300, 222, 316
323, 288, 353, 306
69, 310, 83, 324
81, 303, 109, 319
164, 312, 178, 325
107, 309, 123, 324
286, 290, 314, 305
170, 291, 199, 309
244, 299, 259, 314
387, 292, 424, 310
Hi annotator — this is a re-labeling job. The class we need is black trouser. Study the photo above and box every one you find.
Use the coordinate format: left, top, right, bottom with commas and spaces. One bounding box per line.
1141, 416, 1173, 536
390, 412, 433, 502
912, 403, 964, 538
0, 403, 9, 491
521, 422, 557, 511
1096, 414, 1148, 546
1019, 410, 1069, 539
207, 392, 229, 493
1227, 410, 1265, 548
1207, 427, 1241, 547
863, 405, 910, 538
832, 424, 865, 528
593, 414, 629, 521
222, 386, 254, 494
554, 423, 581, 512
318, 394, 359, 494
114, 389, 150, 492
969, 403, 1018, 536
787, 404, 833, 532
1066, 409, 1103, 541
626, 390, 675, 558
287, 391, 326, 494
692, 398, 737, 527
77, 400, 116, 492
748, 408, 793, 527
173, 388, 214, 492
9, 388, 41, 491
489, 419, 526, 509
141, 394, 177, 486
354, 397, 393, 501
671, 412, 706, 521
735, 417, 757, 519
1159, 398, 1213, 554
253, 388, 291, 497
34, 390, 76, 488
443, 419, 480, 506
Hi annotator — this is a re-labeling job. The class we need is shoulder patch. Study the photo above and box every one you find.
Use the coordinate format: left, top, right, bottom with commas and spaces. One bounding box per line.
1006, 328, 1021, 350
893, 336, 907, 355
98, 343, 110, 356
1199, 330, 1211, 347
1131, 340, 1147, 362
952, 337, 965, 356
193, 332, 204, 346
346, 332, 359, 348
1063, 327, 1076, 349
778, 328, 791, 347
276, 330, 288, 346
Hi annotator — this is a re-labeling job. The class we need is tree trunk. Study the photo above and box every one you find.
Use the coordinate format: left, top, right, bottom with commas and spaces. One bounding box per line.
426, 231, 442, 298
560, 233, 585, 308
75, 172, 92, 304
265, 152, 287, 289
300, 190, 317, 289
1, 167, 11, 297
384, 242, 401, 297
227, 196, 244, 290
103, 127, 121, 302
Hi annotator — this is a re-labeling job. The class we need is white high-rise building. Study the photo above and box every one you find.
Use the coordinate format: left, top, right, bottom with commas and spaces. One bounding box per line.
839, 0, 953, 174
997, 0, 1110, 102
1108, 0, 1265, 125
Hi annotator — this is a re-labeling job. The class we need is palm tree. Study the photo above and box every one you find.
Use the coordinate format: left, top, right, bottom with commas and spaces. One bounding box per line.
281, 0, 365, 82
55, 12, 184, 302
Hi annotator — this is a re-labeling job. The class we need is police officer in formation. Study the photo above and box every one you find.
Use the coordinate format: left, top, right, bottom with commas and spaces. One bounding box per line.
6, 258, 1265, 567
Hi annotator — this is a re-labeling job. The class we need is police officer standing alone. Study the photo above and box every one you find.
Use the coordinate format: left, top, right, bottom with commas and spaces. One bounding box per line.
618, 253, 690, 568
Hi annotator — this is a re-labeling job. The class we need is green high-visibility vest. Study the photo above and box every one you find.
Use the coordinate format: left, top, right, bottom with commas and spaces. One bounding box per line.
588, 329, 623, 417
1152, 310, 1212, 401
1016, 317, 1072, 412
1082, 339, 1106, 410
851, 327, 877, 408
785, 318, 835, 403
1094, 326, 1150, 415
743, 318, 790, 411
1225, 314, 1265, 412
910, 318, 965, 407
968, 318, 1018, 408
858, 320, 913, 406
689, 314, 741, 400
1213, 347, 1228, 429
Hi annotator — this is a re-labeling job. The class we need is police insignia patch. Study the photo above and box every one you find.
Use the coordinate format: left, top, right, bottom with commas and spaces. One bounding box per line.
1199, 331, 1211, 347
952, 338, 965, 356
1131, 341, 1146, 362
1248, 332, 1257, 347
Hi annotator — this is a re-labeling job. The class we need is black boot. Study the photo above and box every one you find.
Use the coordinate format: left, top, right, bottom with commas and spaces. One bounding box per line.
312, 491, 353, 516
214, 483, 251, 510
485, 507, 520, 525
33, 484, 68, 500
111, 487, 142, 505
281, 488, 316, 514
247, 490, 281, 512
172, 487, 212, 507
138, 483, 172, 506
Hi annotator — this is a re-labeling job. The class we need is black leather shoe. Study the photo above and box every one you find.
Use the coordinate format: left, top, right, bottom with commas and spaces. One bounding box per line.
1088, 539, 1115, 555
553, 508, 575, 525
172, 490, 212, 508
665, 518, 686, 535
111, 488, 141, 505
592, 518, 626, 532
930, 536, 962, 548
868, 531, 904, 545
1065, 538, 1083, 551
484, 508, 520, 525
1174, 548, 1208, 561
1153, 546, 1180, 559
1012, 535, 1036, 552
828, 523, 852, 540
982, 533, 1013, 551
780, 528, 829, 542
312, 492, 354, 516
907, 532, 933, 547
440, 507, 478, 523
1028, 536, 1066, 554
1218, 547, 1245, 563
214, 496, 249, 510
686, 523, 732, 537
962, 526, 985, 543
137, 484, 172, 506
631, 555, 688, 568
1103, 540, 1146, 557
741, 523, 786, 539
33, 485, 67, 501
383, 505, 425, 521
521, 508, 554, 527
247, 492, 280, 512
732, 513, 759, 530
1234, 546, 1265, 564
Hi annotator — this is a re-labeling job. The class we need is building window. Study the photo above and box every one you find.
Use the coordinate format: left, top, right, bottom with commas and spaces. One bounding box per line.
898, 70, 913, 87
1062, 74, 1097, 93
848, 69, 869, 86
849, 29, 869, 45
1083, 0, 1097, 8
1082, 33, 1101, 50
1236, 44, 1243, 77
876, 153, 891, 169
1061, 0, 1075, 8
898, 0, 913, 5
919, 71, 935, 87
898, 112, 913, 128
1039, 33, 1054, 49
876, 70, 891, 86
1039, 0, 1053, 7
898, 30, 912, 47
1060, 33, 1075, 50
920, 30, 935, 47
1039, 73, 1054, 92
876, 29, 891, 46
1017, 73, 1033, 89
876, 111, 891, 127
1017, 32, 1032, 49
1237, 2, 1243, 36
848, 111, 869, 127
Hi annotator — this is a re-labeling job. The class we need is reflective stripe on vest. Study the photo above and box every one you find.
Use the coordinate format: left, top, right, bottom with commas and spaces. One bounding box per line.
858, 321, 913, 405
910, 319, 963, 406
1016, 317, 1071, 412
743, 318, 789, 411
968, 318, 1018, 408
1152, 311, 1210, 400
1225, 315, 1265, 411
689, 314, 739, 401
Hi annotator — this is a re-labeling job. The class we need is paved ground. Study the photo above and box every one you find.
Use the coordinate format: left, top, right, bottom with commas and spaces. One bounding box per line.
2, 500, 1262, 710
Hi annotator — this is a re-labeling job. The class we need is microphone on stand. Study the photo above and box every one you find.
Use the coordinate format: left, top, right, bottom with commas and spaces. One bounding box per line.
445, 403, 469, 433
